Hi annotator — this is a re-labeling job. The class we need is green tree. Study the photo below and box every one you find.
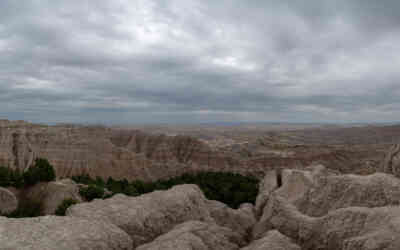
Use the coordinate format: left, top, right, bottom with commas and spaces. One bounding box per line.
23, 158, 56, 186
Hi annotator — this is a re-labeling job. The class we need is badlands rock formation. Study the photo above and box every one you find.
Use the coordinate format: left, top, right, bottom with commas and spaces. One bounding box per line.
253, 165, 400, 249
382, 143, 400, 177
2, 165, 400, 249
67, 184, 215, 248
0, 120, 386, 181
0, 120, 240, 181
136, 221, 244, 250
206, 200, 256, 239
0, 187, 18, 214
0, 216, 133, 250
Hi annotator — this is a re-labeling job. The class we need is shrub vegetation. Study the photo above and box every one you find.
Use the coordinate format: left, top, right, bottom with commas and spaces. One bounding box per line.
72, 172, 259, 209
79, 185, 105, 201
0, 158, 56, 218
55, 198, 78, 216
0, 158, 56, 188
0, 166, 23, 188
23, 158, 56, 186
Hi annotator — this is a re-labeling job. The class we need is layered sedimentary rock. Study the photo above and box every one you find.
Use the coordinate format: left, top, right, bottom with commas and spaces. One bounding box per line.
136, 221, 244, 250
67, 184, 214, 248
0, 216, 133, 250
0, 120, 386, 181
0, 120, 241, 181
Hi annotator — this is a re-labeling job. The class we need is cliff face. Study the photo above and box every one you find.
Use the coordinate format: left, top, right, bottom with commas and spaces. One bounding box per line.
0, 120, 242, 181
0, 120, 383, 181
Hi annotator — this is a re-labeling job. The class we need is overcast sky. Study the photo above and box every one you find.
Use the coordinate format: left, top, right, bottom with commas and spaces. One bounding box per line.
1, 0, 400, 124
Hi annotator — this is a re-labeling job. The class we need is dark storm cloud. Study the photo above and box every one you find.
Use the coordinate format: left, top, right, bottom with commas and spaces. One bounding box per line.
1, 0, 400, 124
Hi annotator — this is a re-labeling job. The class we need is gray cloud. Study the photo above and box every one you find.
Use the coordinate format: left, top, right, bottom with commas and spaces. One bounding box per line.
1, 0, 400, 124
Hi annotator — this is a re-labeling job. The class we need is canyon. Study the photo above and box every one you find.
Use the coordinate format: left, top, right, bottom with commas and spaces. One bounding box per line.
1, 120, 398, 182
2, 120, 400, 249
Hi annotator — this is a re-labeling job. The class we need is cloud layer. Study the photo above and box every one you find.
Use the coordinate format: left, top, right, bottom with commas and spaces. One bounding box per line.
1, 0, 400, 124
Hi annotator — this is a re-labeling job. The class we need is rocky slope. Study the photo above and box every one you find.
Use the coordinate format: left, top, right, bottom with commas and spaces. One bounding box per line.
253, 165, 400, 250
3, 163, 400, 249
0, 120, 391, 181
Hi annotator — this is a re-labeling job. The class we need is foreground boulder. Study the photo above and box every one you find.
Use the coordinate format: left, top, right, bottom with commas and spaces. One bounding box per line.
258, 195, 400, 250
0, 215, 132, 250
136, 221, 244, 250
67, 184, 214, 248
241, 230, 300, 250
207, 200, 256, 240
253, 164, 400, 247
256, 165, 400, 218
25, 179, 83, 214
0, 187, 18, 214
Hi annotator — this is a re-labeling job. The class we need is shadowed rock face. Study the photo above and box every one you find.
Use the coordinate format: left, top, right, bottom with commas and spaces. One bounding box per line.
25, 179, 83, 215
0, 187, 18, 214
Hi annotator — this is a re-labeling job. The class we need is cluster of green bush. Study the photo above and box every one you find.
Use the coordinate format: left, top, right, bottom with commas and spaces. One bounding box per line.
0, 158, 55, 188
72, 172, 259, 209
55, 198, 78, 216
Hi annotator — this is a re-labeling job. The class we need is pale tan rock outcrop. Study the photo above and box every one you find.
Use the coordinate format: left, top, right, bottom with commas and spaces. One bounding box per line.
0, 215, 133, 250
252, 164, 400, 248
67, 184, 214, 248
258, 195, 400, 250
25, 179, 83, 214
256, 165, 400, 217
0, 187, 18, 214
207, 200, 256, 239
254, 170, 278, 216
382, 144, 400, 177
136, 221, 244, 250
241, 230, 300, 250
